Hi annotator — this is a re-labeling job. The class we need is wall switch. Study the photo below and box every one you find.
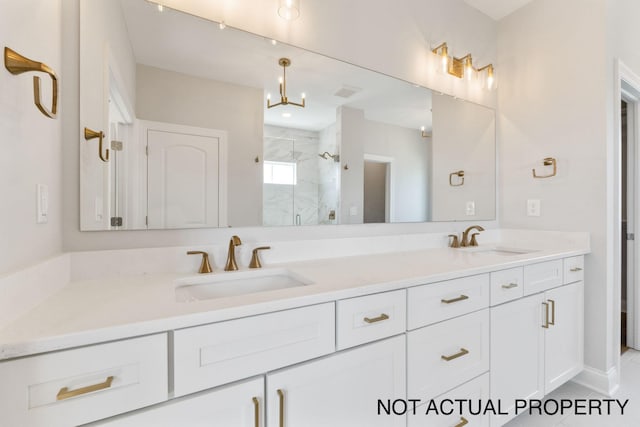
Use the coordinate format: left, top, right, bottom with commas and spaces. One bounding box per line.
349, 206, 358, 216
465, 201, 476, 216
527, 199, 541, 217
36, 184, 48, 224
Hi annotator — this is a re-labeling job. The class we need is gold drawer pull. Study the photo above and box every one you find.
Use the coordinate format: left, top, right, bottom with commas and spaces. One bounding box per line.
548, 299, 556, 325
253, 397, 260, 427
441, 295, 469, 304
56, 376, 114, 401
277, 389, 285, 427
364, 313, 389, 323
441, 348, 469, 361
455, 417, 469, 427
542, 302, 550, 328
501, 283, 518, 289
570, 267, 583, 272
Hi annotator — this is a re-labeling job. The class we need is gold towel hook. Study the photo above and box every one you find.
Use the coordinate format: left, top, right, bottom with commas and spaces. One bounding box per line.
449, 170, 465, 186
4, 47, 58, 119
532, 157, 556, 178
84, 127, 109, 162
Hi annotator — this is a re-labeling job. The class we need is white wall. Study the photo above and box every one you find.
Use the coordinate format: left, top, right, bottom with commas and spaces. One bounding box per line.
136, 65, 263, 227
363, 120, 430, 223
497, 0, 611, 383
431, 93, 496, 221
0, 0, 62, 274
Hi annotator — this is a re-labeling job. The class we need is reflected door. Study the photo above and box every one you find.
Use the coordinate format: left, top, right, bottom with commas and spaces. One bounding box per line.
146, 123, 225, 229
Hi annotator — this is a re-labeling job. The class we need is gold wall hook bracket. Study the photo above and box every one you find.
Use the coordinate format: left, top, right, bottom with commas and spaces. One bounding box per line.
532, 157, 557, 178
449, 170, 465, 186
4, 47, 58, 119
84, 127, 110, 162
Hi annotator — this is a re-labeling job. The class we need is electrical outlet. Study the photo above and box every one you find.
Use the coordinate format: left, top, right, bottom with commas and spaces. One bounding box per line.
527, 199, 541, 217
466, 201, 476, 216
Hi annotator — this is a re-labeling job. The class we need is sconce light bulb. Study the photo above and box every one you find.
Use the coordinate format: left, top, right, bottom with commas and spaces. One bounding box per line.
421, 126, 425, 132
267, 93, 271, 100
487, 66, 495, 90
301, 92, 306, 99
464, 57, 474, 81
271, 39, 278, 46
278, 76, 283, 84
157, 4, 163, 12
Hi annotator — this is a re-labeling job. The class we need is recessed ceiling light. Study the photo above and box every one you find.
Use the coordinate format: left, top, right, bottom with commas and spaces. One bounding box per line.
282, 113, 292, 118
157, 4, 163, 12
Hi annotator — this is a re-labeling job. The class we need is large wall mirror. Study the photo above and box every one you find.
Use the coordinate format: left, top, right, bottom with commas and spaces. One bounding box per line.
79, 0, 496, 231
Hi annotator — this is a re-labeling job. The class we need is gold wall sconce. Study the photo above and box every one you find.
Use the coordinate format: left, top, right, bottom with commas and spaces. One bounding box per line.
420, 126, 431, 138
267, 58, 306, 109
449, 170, 465, 186
431, 42, 495, 89
4, 47, 58, 119
84, 127, 110, 162
532, 157, 557, 178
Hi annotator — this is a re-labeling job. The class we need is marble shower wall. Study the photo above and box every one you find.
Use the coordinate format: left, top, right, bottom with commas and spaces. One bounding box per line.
263, 125, 322, 226
318, 123, 340, 225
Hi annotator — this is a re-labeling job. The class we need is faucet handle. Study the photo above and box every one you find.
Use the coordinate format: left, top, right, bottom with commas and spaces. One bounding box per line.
470, 233, 480, 247
249, 246, 271, 269
187, 251, 213, 274
448, 234, 460, 248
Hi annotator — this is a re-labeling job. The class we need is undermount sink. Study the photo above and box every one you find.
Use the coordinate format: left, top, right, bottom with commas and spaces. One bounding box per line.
175, 268, 313, 302
460, 246, 536, 256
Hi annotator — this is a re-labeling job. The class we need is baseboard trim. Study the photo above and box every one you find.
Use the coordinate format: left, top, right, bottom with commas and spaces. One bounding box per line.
572, 365, 619, 396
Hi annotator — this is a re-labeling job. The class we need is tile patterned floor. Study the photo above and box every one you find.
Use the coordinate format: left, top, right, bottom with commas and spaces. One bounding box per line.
506, 349, 640, 426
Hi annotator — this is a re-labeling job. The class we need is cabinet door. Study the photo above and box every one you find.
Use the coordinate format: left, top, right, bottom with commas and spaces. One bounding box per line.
266, 335, 406, 427
490, 294, 545, 427
89, 377, 264, 427
544, 281, 584, 394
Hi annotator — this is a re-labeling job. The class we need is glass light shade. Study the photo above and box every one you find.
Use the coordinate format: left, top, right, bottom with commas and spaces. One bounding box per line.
278, 0, 300, 20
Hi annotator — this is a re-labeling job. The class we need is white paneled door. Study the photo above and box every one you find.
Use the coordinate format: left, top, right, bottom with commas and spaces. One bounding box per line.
145, 121, 227, 229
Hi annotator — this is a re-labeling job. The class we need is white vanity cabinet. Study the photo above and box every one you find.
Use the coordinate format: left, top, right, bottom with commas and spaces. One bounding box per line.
266, 335, 406, 427
88, 377, 264, 427
490, 259, 584, 427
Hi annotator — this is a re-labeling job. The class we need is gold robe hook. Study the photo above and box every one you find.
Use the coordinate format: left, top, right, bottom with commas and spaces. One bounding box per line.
84, 127, 109, 162
4, 47, 58, 119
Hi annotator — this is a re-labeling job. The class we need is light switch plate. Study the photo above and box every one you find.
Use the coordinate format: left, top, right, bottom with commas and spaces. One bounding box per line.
466, 201, 476, 216
527, 199, 541, 217
36, 184, 48, 224
349, 206, 358, 216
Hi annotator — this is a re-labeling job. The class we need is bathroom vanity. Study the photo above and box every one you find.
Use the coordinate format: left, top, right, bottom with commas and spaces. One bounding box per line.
0, 232, 588, 427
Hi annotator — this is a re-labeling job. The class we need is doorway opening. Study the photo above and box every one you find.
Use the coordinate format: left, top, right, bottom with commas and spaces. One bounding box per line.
621, 83, 639, 354
363, 154, 393, 223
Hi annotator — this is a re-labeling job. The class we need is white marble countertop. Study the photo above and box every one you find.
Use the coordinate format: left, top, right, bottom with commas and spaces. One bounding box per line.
0, 238, 590, 361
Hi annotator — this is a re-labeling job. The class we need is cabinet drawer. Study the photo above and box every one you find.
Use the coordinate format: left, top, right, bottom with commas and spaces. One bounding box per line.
563, 256, 584, 284
0, 334, 167, 427
336, 289, 406, 350
523, 260, 563, 296
88, 377, 264, 426
408, 373, 490, 427
408, 274, 489, 330
173, 303, 335, 397
408, 309, 489, 400
490, 267, 524, 306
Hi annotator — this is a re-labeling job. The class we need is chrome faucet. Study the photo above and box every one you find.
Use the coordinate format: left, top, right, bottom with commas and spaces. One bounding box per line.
461, 225, 485, 247
224, 235, 242, 271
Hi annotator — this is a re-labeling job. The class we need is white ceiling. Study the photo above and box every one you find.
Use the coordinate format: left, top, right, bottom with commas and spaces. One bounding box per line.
120, 0, 433, 132
463, 0, 534, 20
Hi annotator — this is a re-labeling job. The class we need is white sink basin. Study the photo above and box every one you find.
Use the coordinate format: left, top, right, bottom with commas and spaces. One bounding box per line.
460, 246, 536, 256
175, 268, 313, 302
